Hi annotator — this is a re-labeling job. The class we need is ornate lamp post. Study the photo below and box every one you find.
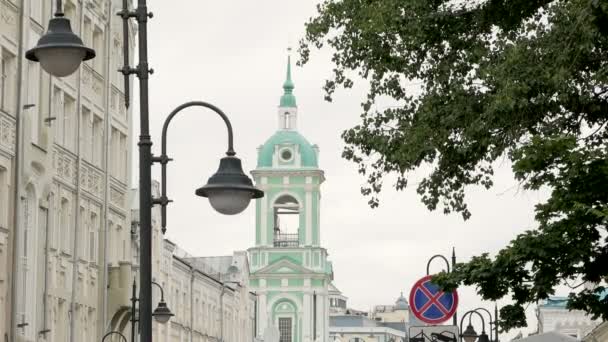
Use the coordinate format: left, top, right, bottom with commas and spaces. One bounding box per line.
26, 2, 264, 342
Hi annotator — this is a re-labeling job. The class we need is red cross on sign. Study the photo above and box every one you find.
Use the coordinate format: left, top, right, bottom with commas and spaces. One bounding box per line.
409, 275, 458, 324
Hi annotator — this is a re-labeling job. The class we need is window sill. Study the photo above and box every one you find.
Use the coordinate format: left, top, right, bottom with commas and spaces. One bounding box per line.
31, 142, 47, 153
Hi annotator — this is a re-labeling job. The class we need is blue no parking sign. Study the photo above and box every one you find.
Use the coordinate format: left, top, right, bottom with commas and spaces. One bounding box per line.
409, 275, 458, 324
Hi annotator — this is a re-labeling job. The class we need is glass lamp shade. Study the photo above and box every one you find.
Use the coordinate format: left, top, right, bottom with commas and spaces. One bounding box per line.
37, 47, 86, 77
26, 16, 95, 77
206, 189, 253, 215
152, 301, 173, 324
461, 324, 479, 342
196, 156, 264, 215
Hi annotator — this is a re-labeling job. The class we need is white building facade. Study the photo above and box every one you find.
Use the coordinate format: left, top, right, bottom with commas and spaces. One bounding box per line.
537, 296, 601, 340
1, 0, 135, 341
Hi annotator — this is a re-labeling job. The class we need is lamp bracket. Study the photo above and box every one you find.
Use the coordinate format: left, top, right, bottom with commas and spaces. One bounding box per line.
136, 62, 153, 79
116, 9, 136, 19
118, 66, 138, 76
152, 196, 172, 206
151, 154, 172, 165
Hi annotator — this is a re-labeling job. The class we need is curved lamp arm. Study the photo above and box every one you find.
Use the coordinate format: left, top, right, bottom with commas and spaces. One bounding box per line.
152, 101, 236, 234
151, 281, 165, 301
102, 331, 128, 342
475, 306, 498, 342
426, 254, 451, 275
460, 310, 486, 338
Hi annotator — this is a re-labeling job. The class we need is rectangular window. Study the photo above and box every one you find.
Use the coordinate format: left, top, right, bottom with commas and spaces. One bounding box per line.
47, 195, 55, 250
110, 127, 124, 179
83, 17, 92, 52
64, 1, 77, 32
27, 43, 42, 144
80, 106, 91, 160
63, 94, 76, 150
89, 212, 97, 263
93, 26, 104, 75
113, 40, 121, 85
0, 168, 6, 229
92, 115, 103, 166
120, 132, 127, 180
29, 0, 43, 24
79, 206, 86, 259
279, 318, 292, 342
1, 49, 16, 115
108, 220, 114, 263
53, 87, 63, 142
61, 198, 71, 253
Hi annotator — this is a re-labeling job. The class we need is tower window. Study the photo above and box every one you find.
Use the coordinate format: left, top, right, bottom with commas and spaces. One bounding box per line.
273, 195, 299, 247
283, 111, 291, 129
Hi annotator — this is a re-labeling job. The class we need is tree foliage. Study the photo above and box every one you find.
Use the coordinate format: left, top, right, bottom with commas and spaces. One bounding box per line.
300, 0, 608, 331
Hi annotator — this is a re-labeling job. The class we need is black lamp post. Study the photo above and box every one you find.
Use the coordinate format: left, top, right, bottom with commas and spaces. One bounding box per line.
25, 2, 264, 342
426, 248, 457, 325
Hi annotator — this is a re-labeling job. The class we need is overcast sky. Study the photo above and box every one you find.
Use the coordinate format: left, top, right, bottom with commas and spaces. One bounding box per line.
132, 1, 554, 339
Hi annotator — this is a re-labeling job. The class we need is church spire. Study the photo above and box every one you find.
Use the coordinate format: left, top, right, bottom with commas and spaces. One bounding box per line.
280, 49, 297, 108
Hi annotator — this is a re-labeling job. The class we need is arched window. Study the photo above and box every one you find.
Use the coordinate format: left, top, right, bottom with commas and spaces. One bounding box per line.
273, 195, 300, 247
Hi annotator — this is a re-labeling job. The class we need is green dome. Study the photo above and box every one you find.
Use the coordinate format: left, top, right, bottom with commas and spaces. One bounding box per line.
257, 130, 318, 168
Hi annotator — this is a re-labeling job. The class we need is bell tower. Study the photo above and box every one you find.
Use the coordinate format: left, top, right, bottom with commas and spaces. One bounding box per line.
248, 53, 332, 342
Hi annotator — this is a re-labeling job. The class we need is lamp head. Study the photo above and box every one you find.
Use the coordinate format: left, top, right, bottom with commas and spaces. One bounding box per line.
196, 155, 263, 215
152, 300, 174, 324
477, 332, 490, 342
26, 15, 95, 77
461, 324, 479, 342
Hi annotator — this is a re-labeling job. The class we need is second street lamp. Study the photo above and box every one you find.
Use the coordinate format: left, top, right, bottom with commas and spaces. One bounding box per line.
460, 310, 490, 342
151, 281, 173, 324
196, 155, 264, 215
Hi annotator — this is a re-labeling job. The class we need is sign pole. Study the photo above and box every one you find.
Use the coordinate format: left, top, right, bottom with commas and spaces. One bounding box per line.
452, 247, 457, 326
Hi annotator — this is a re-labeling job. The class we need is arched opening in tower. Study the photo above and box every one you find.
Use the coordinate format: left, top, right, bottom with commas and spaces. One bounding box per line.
273, 194, 300, 247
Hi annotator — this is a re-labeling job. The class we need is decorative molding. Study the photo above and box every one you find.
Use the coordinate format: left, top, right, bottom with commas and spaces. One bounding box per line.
0, 113, 15, 155
52, 146, 77, 185
0, 2, 18, 40
79, 163, 103, 198
110, 187, 125, 207
82, 65, 105, 107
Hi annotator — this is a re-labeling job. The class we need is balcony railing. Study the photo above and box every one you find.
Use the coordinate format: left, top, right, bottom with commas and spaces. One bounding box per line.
273, 232, 299, 247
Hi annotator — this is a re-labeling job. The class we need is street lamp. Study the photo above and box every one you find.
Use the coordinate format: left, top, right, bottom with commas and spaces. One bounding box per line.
461, 324, 478, 342
152, 281, 174, 324
474, 306, 499, 342
460, 310, 490, 342
155, 101, 263, 229
25, 0, 94, 76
